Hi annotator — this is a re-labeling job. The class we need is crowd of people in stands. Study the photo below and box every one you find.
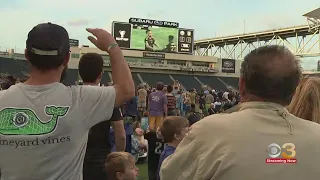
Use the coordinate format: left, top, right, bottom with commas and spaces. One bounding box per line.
0, 74, 26, 90
2, 22, 320, 180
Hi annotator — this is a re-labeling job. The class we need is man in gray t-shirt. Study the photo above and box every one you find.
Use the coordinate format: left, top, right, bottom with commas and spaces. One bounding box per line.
0, 23, 134, 180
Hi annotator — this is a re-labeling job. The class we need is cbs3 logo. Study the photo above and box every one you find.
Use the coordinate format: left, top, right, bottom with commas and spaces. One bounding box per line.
267, 143, 296, 158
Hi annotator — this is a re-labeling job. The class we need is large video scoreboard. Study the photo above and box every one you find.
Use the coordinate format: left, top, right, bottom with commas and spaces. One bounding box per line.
112, 18, 194, 54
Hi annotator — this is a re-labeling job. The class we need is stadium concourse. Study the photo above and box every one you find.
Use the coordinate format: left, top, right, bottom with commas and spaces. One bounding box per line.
0, 56, 239, 91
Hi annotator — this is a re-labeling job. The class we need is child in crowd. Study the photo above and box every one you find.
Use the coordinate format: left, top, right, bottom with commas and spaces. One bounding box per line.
157, 116, 190, 180
131, 122, 147, 162
183, 92, 191, 115
141, 111, 149, 132
105, 152, 139, 180
145, 129, 165, 180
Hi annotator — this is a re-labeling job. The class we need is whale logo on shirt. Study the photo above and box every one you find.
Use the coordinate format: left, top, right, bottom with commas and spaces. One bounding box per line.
0, 106, 69, 135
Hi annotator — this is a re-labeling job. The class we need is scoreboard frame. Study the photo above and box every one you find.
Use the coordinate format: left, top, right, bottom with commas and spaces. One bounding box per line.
112, 18, 194, 54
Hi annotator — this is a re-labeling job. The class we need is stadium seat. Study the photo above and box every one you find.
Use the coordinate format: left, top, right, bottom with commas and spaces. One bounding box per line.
171, 74, 201, 90
196, 76, 226, 91
139, 73, 173, 87
132, 72, 142, 86
0, 57, 30, 78
219, 77, 239, 89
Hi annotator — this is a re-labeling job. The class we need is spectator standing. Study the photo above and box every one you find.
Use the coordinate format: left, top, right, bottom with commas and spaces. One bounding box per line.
174, 90, 183, 116
78, 53, 126, 180
157, 116, 189, 180
148, 82, 167, 130
137, 85, 148, 116
0, 23, 134, 180
205, 91, 214, 113
166, 85, 177, 116
160, 45, 320, 180
288, 76, 320, 123
189, 89, 196, 105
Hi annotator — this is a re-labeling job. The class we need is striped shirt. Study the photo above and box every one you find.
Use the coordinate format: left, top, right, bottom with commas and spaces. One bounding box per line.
166, 94, 176, 109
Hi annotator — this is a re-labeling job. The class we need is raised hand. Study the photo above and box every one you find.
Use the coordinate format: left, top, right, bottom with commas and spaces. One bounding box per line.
86, 28, 117, 52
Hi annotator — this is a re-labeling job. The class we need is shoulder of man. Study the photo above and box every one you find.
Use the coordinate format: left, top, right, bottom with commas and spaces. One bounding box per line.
191, 110, 252, 136
221, 105, 240, 114
289, 113, 320, 134
0, 89, 6, 99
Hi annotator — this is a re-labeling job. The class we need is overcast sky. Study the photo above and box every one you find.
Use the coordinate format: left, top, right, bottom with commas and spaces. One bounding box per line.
0, 0, 319, 69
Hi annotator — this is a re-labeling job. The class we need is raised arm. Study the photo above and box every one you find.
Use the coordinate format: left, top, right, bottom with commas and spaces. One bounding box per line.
87, 28, 135, 107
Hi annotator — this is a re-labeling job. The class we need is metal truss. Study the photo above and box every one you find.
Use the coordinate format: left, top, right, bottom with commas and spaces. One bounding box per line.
194, 26, 320, 59
306, 17, 320, 32
304, 7, 320, 32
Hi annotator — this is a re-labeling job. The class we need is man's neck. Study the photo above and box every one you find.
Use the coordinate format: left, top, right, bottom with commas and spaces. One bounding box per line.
241, 94, 286, 106
25, 69, 61, 85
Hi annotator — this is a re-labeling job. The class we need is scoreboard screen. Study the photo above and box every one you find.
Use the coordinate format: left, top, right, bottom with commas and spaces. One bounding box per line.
112, 18, 194, 54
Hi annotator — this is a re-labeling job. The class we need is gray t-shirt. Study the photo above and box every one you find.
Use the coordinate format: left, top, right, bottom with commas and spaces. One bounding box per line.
0, 82, 116, 180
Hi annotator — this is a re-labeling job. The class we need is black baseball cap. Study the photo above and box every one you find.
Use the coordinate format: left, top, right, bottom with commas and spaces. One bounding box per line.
26, 22, 70, 56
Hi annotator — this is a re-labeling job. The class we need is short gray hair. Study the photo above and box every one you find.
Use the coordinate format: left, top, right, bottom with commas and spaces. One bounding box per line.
240, 45, 302, 105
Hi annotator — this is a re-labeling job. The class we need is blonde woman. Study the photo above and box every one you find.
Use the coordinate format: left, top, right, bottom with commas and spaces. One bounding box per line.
288, 76, 320, 123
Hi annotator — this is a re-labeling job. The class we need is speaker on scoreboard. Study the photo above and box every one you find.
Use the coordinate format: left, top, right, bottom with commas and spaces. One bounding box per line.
112, 22, 132, 49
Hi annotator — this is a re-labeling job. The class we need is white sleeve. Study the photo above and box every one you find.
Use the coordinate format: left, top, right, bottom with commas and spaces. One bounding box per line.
78, 85, 116, 128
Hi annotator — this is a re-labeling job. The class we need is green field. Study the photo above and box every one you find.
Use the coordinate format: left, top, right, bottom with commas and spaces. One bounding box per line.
137, 163, 148, 180
131, 27, 178, 51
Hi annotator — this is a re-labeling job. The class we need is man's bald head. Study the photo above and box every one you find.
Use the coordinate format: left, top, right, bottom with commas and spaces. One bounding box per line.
240, 45, 302, 105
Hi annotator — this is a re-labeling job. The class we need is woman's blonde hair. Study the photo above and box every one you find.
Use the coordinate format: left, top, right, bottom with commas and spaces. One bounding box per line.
132, 121, 141, 135
288, 76, 320, 123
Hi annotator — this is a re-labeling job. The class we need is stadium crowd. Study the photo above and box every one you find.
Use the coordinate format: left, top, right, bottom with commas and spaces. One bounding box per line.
1, 22, 320, 180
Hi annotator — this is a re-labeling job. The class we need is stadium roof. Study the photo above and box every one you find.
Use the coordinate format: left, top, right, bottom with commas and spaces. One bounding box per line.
303, 7, 320, 19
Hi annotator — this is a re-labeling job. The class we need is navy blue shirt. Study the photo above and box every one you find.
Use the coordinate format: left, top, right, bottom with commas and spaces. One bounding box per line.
157, 145, 176, 180
123, 96, 138, 117
145, 131, 165, 180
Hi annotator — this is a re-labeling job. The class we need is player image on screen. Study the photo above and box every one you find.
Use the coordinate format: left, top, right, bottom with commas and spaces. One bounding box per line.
131, 26, 178, 52
145, 30, 159, 51
163, 35, 177, 52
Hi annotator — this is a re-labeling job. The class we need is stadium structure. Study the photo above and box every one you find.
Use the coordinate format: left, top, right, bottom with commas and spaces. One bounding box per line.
0, 8, 320, 89
0, 46, 240, 91
194, 8, 320, 59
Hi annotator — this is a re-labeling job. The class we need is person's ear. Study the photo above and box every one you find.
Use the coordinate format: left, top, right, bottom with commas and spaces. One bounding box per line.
116, 172, 123, 180
97, 72, 102, 81
174, 133, 181, 141
239, 76, 246, 98
63, 52, 70, 66
25, 49, 29, 62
